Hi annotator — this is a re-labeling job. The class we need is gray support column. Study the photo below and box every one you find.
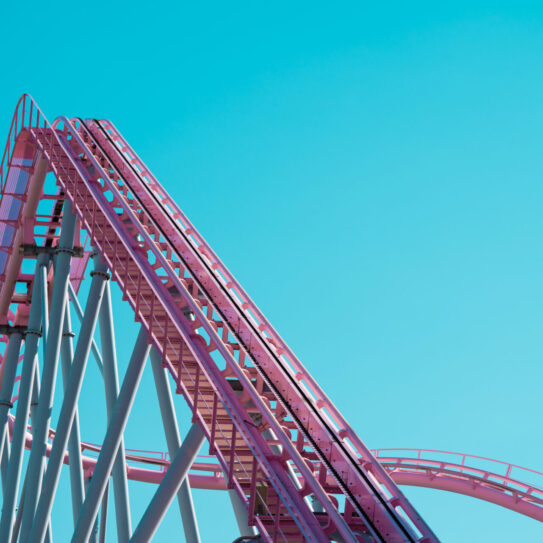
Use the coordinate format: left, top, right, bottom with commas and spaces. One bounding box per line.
72, 327, 151, 543
98, 282, 131, 542
45, 524, 53, 543
60, 301, 85, 524
129, 423, 205, 543
98, 483, 109, 543
19, 201, 77, 541
0, 253, 47, 542
68, 282, 104, 375
38, 264, 53, 543
0, 431, 10, 492
29, 363, 40, 427
7, 448, 53, 543
39, 259, 49, 360
27, 363, 54, 543
85, 476, 99, 543
42, 261, 53, 543
11, 467, 27, 543
0, 331, 23, 463
28, 257, 109, 543
12, 475, 53, 543
150, 348, 201, 543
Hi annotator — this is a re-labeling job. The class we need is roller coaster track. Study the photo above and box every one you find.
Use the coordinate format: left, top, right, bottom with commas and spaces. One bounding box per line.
0, 94, 539, 542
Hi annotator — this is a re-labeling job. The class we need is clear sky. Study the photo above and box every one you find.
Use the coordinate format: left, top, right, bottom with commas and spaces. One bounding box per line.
1, 1, 543, 541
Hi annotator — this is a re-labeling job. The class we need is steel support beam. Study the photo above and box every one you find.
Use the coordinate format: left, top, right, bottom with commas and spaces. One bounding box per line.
10, 467, 27, 543
28, 255, 109, 543
11, 475, 53, 543
68, 282, 104, 375
40, 265, 56, 542
0, 430, 10, 492
0, 253, 48, 542
39, 259, 49, 360
12, 472, 53, 543
97, 281, 132, 542
72, 327, 151, 543
27, 361, 54, 542
29, 362, 40, 427
98, 483, 109, 543
60, 301, 85, 525
150, 347, 201, 543
19, 201, 78, 541
0, 331, 23, 466
129, 423, 205, 543
85, 476, 99, 543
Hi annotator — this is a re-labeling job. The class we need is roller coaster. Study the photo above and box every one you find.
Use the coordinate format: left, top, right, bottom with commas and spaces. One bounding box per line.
0, 94, 540, 542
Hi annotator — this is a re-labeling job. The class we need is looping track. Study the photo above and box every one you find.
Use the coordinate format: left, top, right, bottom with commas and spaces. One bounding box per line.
0, 94, 540, 542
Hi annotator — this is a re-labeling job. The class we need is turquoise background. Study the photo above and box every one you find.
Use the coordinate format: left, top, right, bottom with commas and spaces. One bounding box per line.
1, 2, 543, 541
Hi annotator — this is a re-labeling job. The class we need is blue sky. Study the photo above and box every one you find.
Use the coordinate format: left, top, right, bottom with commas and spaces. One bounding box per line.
2, 1, 543, 541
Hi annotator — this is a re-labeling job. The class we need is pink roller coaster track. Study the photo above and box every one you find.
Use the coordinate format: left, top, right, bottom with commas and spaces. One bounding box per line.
0, 94, 539, 542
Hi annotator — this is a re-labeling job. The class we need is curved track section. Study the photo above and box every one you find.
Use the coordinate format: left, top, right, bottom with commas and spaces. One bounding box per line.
373, 449, 543, 523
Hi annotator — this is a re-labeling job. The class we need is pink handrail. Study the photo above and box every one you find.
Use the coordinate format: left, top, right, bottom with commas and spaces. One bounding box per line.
371, 448, 543, 483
